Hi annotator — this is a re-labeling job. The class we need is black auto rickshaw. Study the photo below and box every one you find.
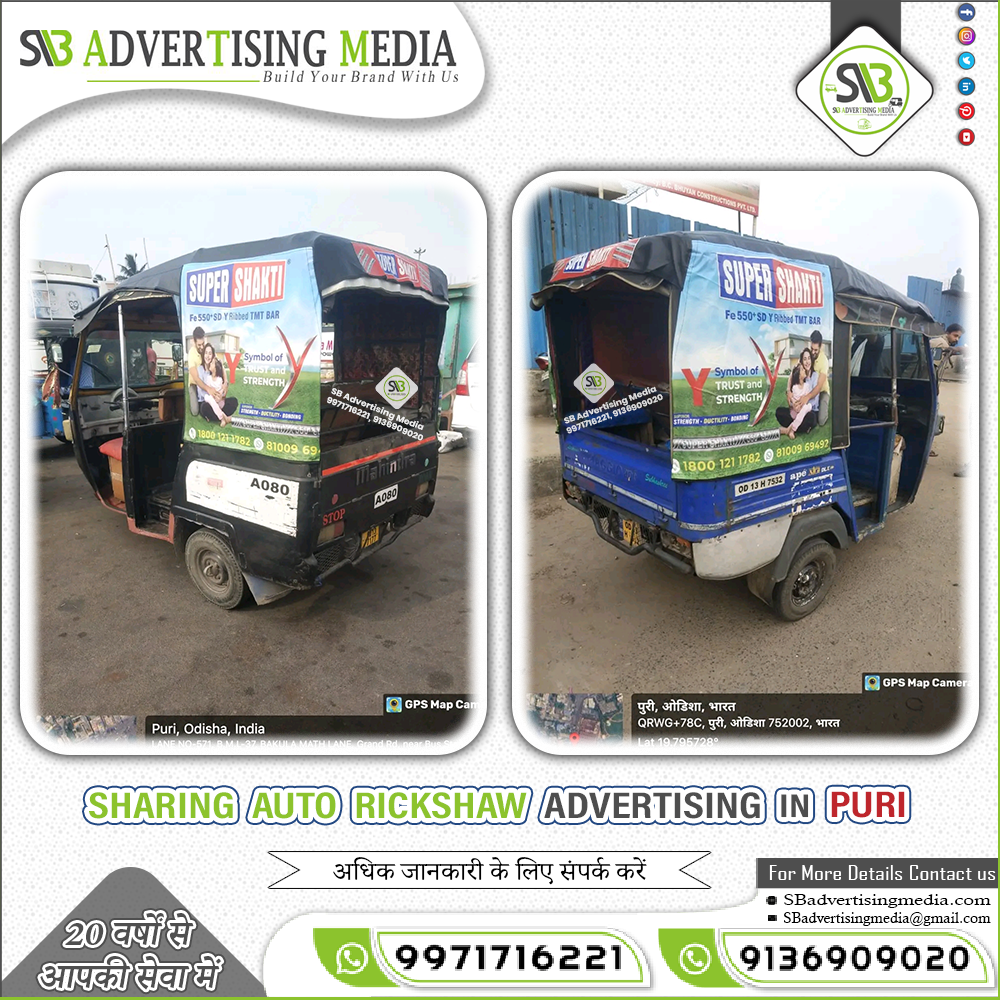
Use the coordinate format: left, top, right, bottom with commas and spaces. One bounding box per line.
68, 232, 447, 608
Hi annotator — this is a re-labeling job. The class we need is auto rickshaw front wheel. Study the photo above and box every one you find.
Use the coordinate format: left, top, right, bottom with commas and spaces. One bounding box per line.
772, 538, 837, 622
184, 529, 247, 609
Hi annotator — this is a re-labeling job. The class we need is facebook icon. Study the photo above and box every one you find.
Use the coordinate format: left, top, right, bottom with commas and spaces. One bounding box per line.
958, 52, 975, 70
957, 3, 975, 20
959, 78, 975, 95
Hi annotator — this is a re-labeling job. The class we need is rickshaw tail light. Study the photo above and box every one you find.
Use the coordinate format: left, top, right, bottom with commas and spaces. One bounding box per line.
318, 520, 346, 546
660, 530, 692, 555
415, 481, 431, 497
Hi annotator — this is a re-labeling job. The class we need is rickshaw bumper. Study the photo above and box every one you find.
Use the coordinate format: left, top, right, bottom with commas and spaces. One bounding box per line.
311, 501, 434, 585
566, 491, 694, 575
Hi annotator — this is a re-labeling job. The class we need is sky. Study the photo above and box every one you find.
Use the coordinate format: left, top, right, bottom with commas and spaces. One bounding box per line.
22, 170, 977, 310
625, 171, 978, 299
21, 171, 484, 286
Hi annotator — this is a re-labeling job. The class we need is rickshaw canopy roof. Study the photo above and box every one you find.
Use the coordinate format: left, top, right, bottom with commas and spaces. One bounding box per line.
73, 231, 449, 334
533, 231, 942, 336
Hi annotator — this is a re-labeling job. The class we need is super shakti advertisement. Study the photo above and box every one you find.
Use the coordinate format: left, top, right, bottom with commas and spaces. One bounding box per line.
671, 241, 834, 480
181, 246, 322, 461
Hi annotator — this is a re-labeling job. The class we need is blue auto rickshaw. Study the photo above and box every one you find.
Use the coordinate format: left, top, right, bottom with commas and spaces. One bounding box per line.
532, 232, 945, 620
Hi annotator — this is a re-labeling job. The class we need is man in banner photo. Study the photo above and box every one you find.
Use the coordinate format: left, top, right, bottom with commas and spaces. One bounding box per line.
671, 241, 834, 480
181, 246, 322, 461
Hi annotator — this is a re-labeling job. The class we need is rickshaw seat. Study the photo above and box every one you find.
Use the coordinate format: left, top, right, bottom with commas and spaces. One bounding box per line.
98, 437, 123, 461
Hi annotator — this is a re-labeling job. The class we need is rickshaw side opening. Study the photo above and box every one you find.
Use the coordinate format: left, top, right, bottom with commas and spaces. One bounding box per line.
534, 233, 943, 621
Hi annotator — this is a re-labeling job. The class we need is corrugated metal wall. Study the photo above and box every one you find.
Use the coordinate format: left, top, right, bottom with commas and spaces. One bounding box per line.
526, 189, 743, 365
632, 208, 689, 236
907, 276, 943, 319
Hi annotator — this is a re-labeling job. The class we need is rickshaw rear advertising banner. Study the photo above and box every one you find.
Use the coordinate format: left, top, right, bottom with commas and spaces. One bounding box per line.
181, 246, 322, 461
671, 240, 834, 480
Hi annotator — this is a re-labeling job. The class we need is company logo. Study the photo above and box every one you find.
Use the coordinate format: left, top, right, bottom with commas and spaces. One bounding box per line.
957, 26, 975, 44
185, 260, 286, 308
864, 674, 881, 691
958, 77, 975, 95
373, 250, 398, 277
18, 28, 457, 70
718, 254, 824, 309
957, 3, 975, 20
822, 48, 906, 135
273, 328, 317, 408
958, 51, 975, 69
18, 29, 73, 66
573, 363, 613, 404
958, 102, 975, 120
353, 243, 432, 292
375, 367, 417, 409
385, 696, 403, 713
797, 27, 932, 156
551, 239, 639, 280
958, 128, 975, 146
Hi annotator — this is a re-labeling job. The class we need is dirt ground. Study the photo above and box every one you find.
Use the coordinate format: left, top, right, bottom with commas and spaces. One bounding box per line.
528, 380, 970, 698
32, 443, 473, 727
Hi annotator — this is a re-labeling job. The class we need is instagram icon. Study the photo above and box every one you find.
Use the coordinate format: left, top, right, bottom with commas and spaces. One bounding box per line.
957, 26, 975, 44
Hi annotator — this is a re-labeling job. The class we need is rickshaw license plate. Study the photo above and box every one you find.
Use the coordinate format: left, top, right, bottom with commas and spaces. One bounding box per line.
620, 518, 641, 546
361, 525, 381, 548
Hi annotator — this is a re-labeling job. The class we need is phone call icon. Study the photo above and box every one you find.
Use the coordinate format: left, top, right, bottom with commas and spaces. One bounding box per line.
679, 943, 713, 975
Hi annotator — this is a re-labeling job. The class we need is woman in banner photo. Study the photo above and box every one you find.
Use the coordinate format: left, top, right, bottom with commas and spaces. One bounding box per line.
776, 348, 819, 438
196, 342, 238, 425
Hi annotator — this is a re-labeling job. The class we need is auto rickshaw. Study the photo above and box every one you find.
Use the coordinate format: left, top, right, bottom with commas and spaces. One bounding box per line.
68, 232, 448, 608
532, 231, 946, 620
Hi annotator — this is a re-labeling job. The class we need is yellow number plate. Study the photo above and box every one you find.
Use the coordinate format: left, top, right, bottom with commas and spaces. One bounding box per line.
361, 525, 381, 548
620, 519, 641, 546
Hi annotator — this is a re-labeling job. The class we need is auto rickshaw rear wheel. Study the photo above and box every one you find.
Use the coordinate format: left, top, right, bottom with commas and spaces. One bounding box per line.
184, 529, 247, 609
772, 538, 837, 622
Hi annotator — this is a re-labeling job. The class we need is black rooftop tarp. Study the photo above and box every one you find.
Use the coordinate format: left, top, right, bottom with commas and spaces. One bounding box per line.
74, 231, 449, 329
533, 230, 940, 334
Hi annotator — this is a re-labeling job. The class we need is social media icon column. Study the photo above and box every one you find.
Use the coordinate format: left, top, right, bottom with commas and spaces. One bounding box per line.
955, 5, 975, 146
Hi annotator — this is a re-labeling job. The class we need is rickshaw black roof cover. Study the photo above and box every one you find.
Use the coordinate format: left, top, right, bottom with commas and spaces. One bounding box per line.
74, 231, 449, 331
533, 231, 941, 335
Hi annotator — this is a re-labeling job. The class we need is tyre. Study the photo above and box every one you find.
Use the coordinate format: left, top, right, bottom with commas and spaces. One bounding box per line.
772, 538, 837, 621
184, 529, 247, 609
